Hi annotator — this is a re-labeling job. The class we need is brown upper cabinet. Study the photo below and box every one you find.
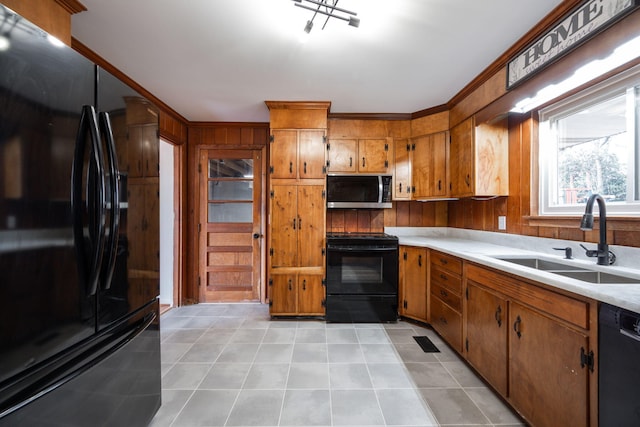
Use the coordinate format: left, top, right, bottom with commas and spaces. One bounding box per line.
327, 138, 392, 174
393, 138, 412, 200
270, 129, 326, 179
449, 116, 508, 198
411, 131, 449, 200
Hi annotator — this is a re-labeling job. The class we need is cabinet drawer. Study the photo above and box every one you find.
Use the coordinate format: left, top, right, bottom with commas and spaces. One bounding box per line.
430, 251, 462, 275
431, 282, 461, 312
430, 265, 462, 293
431, 297, 462, 352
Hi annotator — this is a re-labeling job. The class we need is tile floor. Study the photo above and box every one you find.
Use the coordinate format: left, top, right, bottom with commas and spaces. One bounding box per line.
150, 303, 524, 427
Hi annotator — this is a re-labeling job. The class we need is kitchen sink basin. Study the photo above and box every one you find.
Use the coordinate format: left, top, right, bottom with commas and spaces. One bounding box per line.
495, 257, 640, 284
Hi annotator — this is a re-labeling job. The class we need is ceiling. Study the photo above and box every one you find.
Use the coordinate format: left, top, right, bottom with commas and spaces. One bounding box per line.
71, 0, 565, 123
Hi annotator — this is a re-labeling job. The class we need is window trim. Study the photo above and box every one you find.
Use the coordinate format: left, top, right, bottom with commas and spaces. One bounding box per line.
537, 64, 640, 216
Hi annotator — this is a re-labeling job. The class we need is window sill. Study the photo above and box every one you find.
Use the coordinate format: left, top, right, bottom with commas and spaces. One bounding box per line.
525, 216, 640, 230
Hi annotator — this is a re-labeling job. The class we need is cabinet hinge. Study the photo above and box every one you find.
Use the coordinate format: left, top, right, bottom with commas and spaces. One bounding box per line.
580, 347, 595, 372
411, 143, 415, 151
269, 248, 274, 256
384, 143, 388, 151
322, 278, 326, 287
411, 186, 416, 193
321, 248, 326, 256
406, 143, 410, 152
269, 300, 273, 307
322, 190, 326, 199
326, 143, 330, 150
322, 165, 327, 174
326, 160, 331, 168
270, 190, 274, 198
403, 300, 407, 309
384, 160, 388, 168
403, 251, 407, 260
270, 135, 274, 143
321, 299, 326, 307
269, 165, 274, 174
323, 136, 327, 144
268, 278, 273, 286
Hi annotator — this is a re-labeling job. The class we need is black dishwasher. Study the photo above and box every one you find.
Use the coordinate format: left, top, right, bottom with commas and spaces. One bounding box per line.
599, 303, 640, 426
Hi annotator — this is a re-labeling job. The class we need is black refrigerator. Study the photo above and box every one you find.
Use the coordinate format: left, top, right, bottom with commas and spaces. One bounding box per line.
0, 4, 161, 425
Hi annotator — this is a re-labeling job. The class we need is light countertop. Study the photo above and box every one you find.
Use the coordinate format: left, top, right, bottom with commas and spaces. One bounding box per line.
386, 227, 640, 313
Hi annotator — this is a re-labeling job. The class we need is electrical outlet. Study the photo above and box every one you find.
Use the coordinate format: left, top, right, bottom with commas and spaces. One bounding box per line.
498, 216, 507, 230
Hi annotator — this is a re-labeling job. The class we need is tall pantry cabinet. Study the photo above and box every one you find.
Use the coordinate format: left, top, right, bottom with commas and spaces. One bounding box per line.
265, 102, 330, 317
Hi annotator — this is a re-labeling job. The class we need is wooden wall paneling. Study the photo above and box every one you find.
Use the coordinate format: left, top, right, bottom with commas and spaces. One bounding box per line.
410, 111, 450, 136
2, 0, 85, 45
357, 211, 372, 232
343, 210, 358, 232
370, 210, 384, 231
265, 101, 330, 129
159, 111, 188, 145
383, 205, 397, 228
395, 202, 411, 227
449, 69, 508, 129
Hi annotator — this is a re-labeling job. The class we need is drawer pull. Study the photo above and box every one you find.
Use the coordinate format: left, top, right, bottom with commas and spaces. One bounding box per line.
440, 316, 448, 325
513, 315, 522, 339
418, 255, 422, 267
288, 279, 293, 291
440, 289, 449, 298
440, 258, 448, 265
439, 274, 447, 281
495, 305, 502, 327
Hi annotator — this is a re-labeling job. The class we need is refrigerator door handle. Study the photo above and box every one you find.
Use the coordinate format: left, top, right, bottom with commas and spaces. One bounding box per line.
71, 105, 107, 296
98, 111, 121, 290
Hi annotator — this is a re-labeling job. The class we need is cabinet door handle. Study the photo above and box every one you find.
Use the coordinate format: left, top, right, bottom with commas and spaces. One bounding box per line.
289, 161, 293, 173
438, 180, 442, 191
513, 315, 522, 338
495, 305, 502, 327
440, 258, 448, 265
465, 174, 471, 187
362, 157, 365, 168
349, 157, 353, 167
298, 216, 302, 229
302, 279, 306, 290
418, 255, 422, 267
440, 289, 448, 298
292, 218, 296, 230
440, 316, 448, 325
288, 279, 292, 291
439, 274, 447, 281
304, 161, 307, 174
399, 183, 402, 193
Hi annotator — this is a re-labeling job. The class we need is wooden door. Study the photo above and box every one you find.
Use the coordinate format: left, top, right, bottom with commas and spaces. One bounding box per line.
297, 184, 325, 268
199, 149, 263, 302
466, 281, 508, 395
327, 139, 357, 172
393, 138, 411, 200
411, 135, 431, 199
298, 130, 326, 178
270, 129, 298, 179
269, 272, 297, 314
450, 118, 474, 197
270, 184, 298, 268
509, 302, 589, 427
298, 273, 325, 315
431, 131, 448, 197
359, 139, 388, 173
402, 247, 427, 321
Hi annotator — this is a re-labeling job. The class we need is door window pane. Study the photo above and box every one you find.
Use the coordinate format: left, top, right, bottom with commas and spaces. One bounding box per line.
208, 181, 253, 200
209, 159, 253, 178
208, 203, 252, 223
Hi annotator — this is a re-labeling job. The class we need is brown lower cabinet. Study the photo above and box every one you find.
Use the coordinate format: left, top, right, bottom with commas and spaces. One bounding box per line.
269, 270, 325, 316
397, 247, 598, 427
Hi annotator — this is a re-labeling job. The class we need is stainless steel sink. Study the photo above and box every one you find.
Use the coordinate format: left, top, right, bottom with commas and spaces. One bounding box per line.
495, 257, 640, 284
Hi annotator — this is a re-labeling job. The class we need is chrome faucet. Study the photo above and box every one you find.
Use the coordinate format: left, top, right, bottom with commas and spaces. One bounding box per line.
579, 194, 615, 265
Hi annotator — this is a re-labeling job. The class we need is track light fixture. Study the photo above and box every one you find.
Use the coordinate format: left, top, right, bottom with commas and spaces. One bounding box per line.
293, 0, 359, 33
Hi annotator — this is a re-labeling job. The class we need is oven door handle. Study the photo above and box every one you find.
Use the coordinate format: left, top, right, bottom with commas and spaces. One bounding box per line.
327, 245, 397, 252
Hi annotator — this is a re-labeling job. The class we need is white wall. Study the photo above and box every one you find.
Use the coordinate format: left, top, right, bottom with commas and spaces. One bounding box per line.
159, 139, 174, 306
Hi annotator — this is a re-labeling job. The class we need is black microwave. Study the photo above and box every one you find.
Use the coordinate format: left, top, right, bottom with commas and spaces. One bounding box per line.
326, 174, 393, 209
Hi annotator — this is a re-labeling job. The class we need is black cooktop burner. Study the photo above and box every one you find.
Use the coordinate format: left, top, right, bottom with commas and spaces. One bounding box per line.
326, 232, 398, 246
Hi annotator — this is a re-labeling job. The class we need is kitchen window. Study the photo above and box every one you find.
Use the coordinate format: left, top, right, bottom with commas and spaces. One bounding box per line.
538, 65, 640, 216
